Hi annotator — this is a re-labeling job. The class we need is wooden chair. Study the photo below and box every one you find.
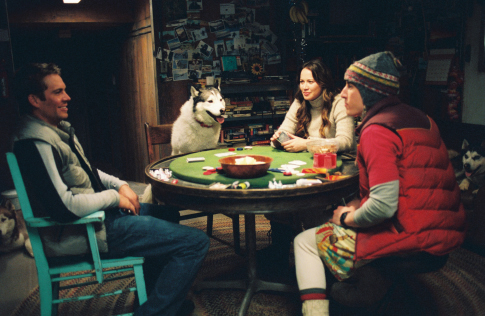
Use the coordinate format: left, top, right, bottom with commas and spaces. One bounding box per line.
144, 122, 241, 254
7, 152, 147, 316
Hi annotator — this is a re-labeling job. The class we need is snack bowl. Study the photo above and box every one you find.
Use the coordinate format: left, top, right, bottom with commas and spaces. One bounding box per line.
219, 155, 273, 179
307, 139, 339, 155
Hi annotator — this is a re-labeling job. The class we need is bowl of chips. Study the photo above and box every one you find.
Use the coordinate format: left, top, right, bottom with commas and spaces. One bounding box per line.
219, 155, 273, 179
307, 139, 339, 154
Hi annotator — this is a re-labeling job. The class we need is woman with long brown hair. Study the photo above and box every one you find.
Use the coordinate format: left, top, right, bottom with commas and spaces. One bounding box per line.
261, 59, 355, 275
270, 58, 355, 152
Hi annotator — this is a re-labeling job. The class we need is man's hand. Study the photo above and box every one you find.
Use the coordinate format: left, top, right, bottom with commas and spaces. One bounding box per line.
329, 203, 358, 227
118, 194, 137, 215
119, 184, 140, 215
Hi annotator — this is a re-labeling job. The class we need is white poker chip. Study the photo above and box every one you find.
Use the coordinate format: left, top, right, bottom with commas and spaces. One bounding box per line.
296, 173, 305, 176
202, 166, 216, 170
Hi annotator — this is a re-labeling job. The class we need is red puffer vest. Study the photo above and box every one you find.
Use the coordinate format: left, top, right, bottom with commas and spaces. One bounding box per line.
354, 97, 466, 261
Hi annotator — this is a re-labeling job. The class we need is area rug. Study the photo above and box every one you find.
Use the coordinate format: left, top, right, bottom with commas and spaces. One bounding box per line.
11, 214, 300, 316
12, 214, 485, 316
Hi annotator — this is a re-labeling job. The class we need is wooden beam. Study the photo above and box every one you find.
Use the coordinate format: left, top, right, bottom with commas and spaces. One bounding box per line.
8, 4, 134, 25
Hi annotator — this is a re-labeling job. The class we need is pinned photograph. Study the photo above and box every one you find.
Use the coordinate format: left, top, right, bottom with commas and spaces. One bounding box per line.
155, 47, 163, 60
226, 39, 235, 52
160, 60, 168, 73
172, 59, 188, 70
186, 19, 201, 30
173, 69, 189, 81
220, 3, 235, 15
261, 41, 278, 55
166, 18, 187, 28
267, 53, 281, 65
214, 29, 231, 39
212, 59, 221, 72
197, 41, 213, 59
214, 39, 226, 57
209, 20, 226, 32
167, 37, 181, 51
201, 64, 212, 74
189, 59, 202, 70
162, 31, 175, 42
187, 0, 202, 11
175, 25, 190, 43
163, 49, 171, 62
191, 27, 208, 41
173, 50, 188, 60
189, 69, 202, 81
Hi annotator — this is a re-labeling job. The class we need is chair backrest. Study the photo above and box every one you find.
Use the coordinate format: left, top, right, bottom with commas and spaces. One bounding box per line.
6, 152, 35, 220
144, 122, 173, 163
6, 152, 52, 268
7, 151, 106, 281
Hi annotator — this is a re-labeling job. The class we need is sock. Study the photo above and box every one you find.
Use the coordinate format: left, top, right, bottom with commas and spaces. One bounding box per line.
301, 298, 330, 316
300, 288, 326, 301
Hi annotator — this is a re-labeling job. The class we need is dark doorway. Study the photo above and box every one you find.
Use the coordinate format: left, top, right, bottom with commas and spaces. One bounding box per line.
10, 25, 131, 177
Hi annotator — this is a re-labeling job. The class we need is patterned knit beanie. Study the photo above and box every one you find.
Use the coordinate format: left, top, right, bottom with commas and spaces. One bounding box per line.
344, 51, 401, 107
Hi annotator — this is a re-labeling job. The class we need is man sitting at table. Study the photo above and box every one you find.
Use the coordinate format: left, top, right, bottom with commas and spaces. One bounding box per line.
11, 63, 210, 316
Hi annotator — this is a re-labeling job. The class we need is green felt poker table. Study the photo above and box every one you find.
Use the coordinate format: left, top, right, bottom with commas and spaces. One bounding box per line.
146, 145, 358, 216
145, 146, 359, 316
167, 146, 342, 188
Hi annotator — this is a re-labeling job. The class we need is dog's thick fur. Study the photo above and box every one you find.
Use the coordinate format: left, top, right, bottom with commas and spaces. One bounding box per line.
171, 84, 225, 155
458, 139, 485, 195
0, 200, 33, 257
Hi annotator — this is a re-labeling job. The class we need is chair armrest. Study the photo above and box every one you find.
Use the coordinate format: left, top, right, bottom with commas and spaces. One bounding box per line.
25, 211, 105, 228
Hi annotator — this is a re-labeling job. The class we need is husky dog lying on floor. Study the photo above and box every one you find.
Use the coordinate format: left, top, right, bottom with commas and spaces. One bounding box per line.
0, 200, 33, 257
459, 139, 485, 195
171, 84, 225, 155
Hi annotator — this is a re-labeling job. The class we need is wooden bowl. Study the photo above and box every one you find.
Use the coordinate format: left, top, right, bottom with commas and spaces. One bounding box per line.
219, 155, 273, 179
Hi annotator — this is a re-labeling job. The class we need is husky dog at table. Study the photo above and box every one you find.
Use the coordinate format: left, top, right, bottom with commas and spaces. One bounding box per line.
171, 84, 225, 155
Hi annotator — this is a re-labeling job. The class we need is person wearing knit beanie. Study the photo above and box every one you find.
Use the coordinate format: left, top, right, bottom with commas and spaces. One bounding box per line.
293, 51, 466, 316
343, 51, 401, 111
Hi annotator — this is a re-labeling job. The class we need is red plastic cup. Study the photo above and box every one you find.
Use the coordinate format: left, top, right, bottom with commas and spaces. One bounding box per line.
313, 153, 336, 169
323, 153, 337, 169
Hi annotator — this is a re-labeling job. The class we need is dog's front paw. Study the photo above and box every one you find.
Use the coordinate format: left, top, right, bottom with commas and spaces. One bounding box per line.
459, 179, 470, 191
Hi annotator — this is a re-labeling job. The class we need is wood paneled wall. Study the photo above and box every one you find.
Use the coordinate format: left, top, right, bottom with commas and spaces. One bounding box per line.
119, 0, 157, 182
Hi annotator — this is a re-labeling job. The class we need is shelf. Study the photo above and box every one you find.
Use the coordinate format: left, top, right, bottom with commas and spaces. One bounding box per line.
221, 80, 293, 94
219, 81, 291, 146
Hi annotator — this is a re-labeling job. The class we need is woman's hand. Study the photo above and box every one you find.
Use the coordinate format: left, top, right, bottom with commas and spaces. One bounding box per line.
282, 133, 308, 152
270, 130, 282, 143
119, 184, 140, 215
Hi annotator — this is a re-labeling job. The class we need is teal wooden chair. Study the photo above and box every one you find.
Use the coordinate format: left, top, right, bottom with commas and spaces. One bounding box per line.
7, 152, 147, 316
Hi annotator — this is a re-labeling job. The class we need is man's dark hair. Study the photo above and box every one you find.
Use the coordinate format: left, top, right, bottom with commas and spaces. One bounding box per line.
13, 63, 61, 116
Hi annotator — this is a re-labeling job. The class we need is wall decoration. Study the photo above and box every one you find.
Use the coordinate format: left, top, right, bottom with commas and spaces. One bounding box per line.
221, 55, 238, 71
159, 0, 282, 81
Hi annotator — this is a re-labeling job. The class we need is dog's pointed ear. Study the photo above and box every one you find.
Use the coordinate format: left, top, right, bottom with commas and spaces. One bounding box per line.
190, 86, 200, 98
4, 199, 14, 211
462, 139, 469, 150
215, 79, 220, 90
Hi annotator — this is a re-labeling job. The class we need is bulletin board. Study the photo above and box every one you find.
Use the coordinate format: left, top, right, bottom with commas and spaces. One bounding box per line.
154, 0, 283, 83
